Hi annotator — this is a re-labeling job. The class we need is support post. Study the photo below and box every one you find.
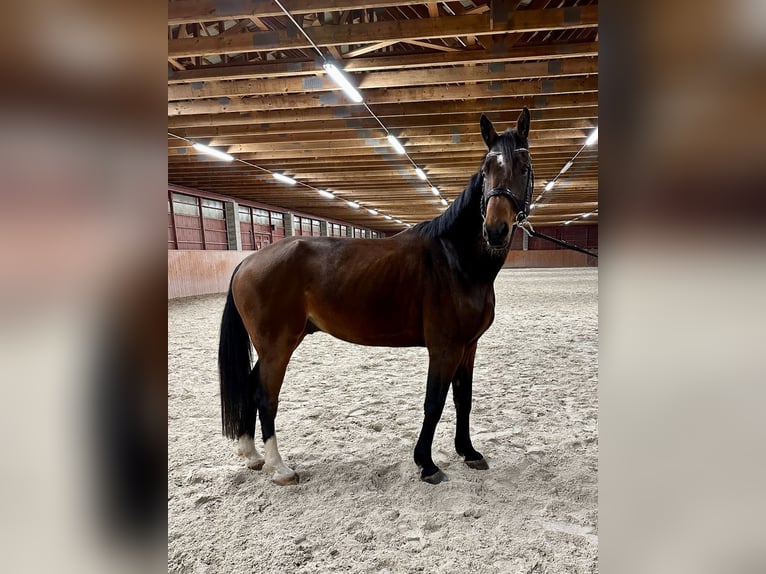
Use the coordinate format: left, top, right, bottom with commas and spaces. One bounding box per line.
284, 213, 295, 237
224, 201, 242, 250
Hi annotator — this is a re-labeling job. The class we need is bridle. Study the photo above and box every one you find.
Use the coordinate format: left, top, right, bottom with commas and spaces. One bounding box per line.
478, 147, 598, 258
479, 148, 535, 225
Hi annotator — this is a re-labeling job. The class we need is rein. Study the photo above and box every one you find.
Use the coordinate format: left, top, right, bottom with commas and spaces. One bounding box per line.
479, 148, 598, 259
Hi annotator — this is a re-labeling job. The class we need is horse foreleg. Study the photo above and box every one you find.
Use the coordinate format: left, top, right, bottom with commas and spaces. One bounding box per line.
452, 343, 489, 470
414, 349, 462, 484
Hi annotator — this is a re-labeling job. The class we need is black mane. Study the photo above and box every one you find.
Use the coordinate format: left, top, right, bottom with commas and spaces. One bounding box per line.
411, 173, 484, 240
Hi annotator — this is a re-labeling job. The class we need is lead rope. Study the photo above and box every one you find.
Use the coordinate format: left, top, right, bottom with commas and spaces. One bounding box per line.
516, 219, 599, 258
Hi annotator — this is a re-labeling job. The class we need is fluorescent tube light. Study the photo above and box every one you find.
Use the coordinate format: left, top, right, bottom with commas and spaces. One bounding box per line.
192, 142, 233, 162
387, 134, 406, 155
346, 200, 360, 209
561, 161, 573, 174
318, 189, 335, 199
272, 173, 296, 185
367, 208, 378, 215
545, 181, 555, 191
585, 128, 598, 146
322, 63, 363, 103
430, 186, 439, 196
384, 215, 393, 220
440, 198, 448, 206
415, 167, 427, 180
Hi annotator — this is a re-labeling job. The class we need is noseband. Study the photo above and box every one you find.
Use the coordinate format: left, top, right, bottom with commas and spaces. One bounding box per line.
479, 148, 534, 224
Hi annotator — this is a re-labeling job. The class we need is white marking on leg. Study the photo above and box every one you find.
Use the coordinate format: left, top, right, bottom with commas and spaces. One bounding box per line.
264, 436, 296, 484
235, 434, 265, 470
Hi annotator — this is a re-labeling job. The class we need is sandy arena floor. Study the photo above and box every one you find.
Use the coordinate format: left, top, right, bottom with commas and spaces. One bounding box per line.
168, 267, 598, 574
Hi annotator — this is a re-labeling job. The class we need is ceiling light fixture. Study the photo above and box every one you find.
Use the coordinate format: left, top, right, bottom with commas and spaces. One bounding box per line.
273, 173, 296, 185
192, 142, 233, 162
387, 134, 406, 155
322, 62, 363, 103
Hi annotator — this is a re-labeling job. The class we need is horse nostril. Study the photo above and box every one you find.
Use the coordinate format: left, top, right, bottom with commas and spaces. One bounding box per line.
485, 222, 509, 246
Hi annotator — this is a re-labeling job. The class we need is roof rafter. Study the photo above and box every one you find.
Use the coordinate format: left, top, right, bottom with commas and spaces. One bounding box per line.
168, 7, 598, 58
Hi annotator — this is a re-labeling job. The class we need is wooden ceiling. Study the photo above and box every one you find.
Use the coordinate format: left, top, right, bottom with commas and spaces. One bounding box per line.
168, 0, 598, 233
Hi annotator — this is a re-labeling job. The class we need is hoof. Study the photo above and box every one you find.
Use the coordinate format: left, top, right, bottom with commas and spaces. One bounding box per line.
272, 472, 299, 486
246, 458, 265, 471
420, 469, 448, 484
465, 457, 489, 470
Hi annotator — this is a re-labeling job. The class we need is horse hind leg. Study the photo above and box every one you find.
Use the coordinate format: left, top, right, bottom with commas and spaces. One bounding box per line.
256, 343, 300, 486
234, 364, 265, 470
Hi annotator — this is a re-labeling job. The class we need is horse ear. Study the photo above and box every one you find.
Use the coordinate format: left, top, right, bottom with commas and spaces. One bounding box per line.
516, 107, 531, 140
480, 114, 498, 149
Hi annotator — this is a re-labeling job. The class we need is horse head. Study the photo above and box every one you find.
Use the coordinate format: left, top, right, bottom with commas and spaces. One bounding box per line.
479, 108, 533, 250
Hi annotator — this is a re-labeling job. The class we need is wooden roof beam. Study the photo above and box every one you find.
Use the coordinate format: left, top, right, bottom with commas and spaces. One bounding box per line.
174, 118, 596, 139
168, 7, 598, 58
344, 40, 399, 58
168, 57, 597, 100
169, 0, 428, 25
400, 39, 460, 52
168, 103, 598, 128
167, 41, 598, 83
169, 77, 598, 115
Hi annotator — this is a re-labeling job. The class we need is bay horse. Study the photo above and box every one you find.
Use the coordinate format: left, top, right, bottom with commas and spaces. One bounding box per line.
218, 108, 533, 485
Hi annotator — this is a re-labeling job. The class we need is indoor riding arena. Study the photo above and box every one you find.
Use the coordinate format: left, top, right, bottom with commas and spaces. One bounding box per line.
168, 1, 598, 572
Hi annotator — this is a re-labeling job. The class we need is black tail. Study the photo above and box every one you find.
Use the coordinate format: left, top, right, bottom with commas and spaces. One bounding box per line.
218, 266, 255, 439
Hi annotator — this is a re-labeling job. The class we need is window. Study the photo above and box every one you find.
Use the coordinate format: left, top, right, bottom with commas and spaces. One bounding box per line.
201, 198, 224, 219
312, 220, 321, 236
271, 212, 284, 228
253, 209, 269, 226
238, 206, 252, 223
171, 192, 199, 217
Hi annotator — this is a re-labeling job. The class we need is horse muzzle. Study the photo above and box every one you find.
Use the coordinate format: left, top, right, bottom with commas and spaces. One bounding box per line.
483, 221, 509, 249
